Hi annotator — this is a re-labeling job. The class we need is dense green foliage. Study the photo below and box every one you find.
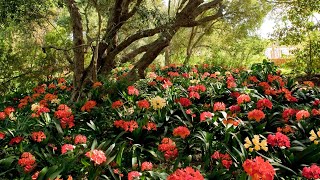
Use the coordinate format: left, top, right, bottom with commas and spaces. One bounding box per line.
0, 61, 320, 179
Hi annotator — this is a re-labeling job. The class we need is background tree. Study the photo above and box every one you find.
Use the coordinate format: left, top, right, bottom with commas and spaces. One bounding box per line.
271, 0, 320, 75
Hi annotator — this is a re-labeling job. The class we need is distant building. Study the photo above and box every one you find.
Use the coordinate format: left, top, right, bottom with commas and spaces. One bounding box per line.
265, 43, 295, 65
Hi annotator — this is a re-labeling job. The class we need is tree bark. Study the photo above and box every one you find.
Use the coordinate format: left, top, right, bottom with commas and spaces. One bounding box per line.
65, 0, 85, 101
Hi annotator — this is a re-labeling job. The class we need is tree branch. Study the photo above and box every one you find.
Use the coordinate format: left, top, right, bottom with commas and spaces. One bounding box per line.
120, 44, 150, 63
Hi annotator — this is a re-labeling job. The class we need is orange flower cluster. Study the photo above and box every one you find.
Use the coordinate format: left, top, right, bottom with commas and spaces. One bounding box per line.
92, 81, 102, 88
200, 111, 213, 122
243, 156, 275, 180
167, 167, 204, 180
0, 132, 5, 139
61, 144, 74, 154
177, 97, 192, 107
0, 111, 6, 120
18, 96, 33, 109
31, 131, 46, 142
282, 108, 297, 122
54, 104, 75, 129
44, 93, 57, 101
296, 110, 310, 121
227, 75, 237, 89
112, 100, 123, 109
128, 171, 141, 180
257, 98, 273, 110
237, 94, 251, 105
187, 84, 206, 92
267, 132, 290, 148
74, 134, 87, 144
248, 109, 265, 122
54, 104, 74, 129
173, 126, 190, 139
141, 161, 153, 171
277, 125, 294, 134
4, 106, 15, 116
137, 99, 150, 109
81, 100, 97, 112
113, 120, 138, 132
303, 81, 315, 87
18, 152, 36, 172
189, 91, 200, 99
127, 86, 139, 96
142, 122, 157, 131
9, 136, 23, 145
312, 108, 320, 116
213, 102, 226, 111
158, 138, 178, 160
211, 151, 233, 169
85, 149, 106, 165
31, 104, 50, 118
302, 164, 320, 179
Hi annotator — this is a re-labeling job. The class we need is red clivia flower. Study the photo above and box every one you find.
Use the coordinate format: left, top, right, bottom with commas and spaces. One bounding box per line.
127, 86, 139, 96
213, 102, 226, 111
74, 134, 87, 144
114, 120, 138, 132
31, 131, 46, 142
200, 111, 213, 122
229, 105, 241, 112
9, 136, 23, 145
92, 82, 102, 88
237, 94, 251, 105
61, 144, 74, 154
137, 99, 150, 109
248, 109, 265, 122
249, 76, 259, 83
189, 91, 200, 99
0, 112, 6, 120
141, 161, 153, 171
54, 104, 74, 129
81, 100, 97, 112
162, 80, 173, 89
267, 132, 290, 148
0, 132, 5, 139
158, 138, 178, 160
167, 167, 204, 180
48, 83, 56, 89
168, 71, 179, 77
242, 156, 275, 180
85, 149, 106, 165
143, 122, 157, 131
178, 97, 192, 107
282, 108, 297, 122
4, 106, 15, 116
230, 92, 241, 98
173, 126, 190, 139
44, 93, 57, 101
128, 171, 141, 180
313, 99, 320, 107
311, 109, 320, 116
302, 164, 320, 179
112, 100, 123, 109
211, 151, 233, 169
257, 98, 272, 110
32, 171, 40, 180
18, 152, 36, 173
296, 110, 310, 121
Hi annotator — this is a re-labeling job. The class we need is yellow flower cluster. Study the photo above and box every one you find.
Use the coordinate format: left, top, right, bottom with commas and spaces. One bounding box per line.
150, 96, 166, 110
309, 129, 320, 145
244, 135, 268, 152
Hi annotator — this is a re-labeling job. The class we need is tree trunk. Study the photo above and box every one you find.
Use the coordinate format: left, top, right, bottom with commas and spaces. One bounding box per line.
165, 46, 171, 66
65, 0, 85, 101
127, 29, 177, 80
